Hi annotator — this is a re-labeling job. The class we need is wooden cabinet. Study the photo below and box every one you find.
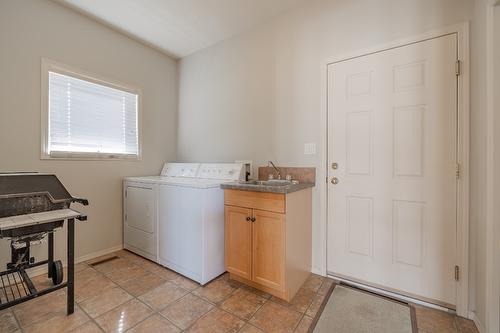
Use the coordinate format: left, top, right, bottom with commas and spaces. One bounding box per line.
224, 188, 312, 301
225, 206, 252, 280
252, 209, 285, 290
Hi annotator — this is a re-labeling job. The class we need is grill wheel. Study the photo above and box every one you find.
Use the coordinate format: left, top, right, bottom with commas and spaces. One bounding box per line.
51, 260, 63, 285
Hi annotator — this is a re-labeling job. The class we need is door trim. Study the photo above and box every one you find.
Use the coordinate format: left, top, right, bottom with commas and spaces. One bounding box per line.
485, 3, 500, 332
319, 22, 470, 317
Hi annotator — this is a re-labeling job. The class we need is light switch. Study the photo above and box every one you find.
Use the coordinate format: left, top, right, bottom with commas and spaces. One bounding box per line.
304, 143, 316, 155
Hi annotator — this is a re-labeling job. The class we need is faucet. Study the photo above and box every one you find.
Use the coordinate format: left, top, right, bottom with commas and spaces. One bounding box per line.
268, 161, 281, 180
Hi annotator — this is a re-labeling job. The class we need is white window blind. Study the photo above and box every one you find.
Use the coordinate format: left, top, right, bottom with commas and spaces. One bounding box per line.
48, 71, 139, 157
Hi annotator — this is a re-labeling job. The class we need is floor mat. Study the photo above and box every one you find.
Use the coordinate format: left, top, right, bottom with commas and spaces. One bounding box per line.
311, 285, 414, 333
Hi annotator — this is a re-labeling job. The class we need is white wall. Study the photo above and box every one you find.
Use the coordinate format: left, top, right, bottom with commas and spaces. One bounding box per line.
178, 0, 474, 293
0, 0, 177, 265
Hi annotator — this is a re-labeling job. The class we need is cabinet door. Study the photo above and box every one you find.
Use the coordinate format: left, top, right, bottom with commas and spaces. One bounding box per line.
252, 209, 285, 291
225, 205, 253, 280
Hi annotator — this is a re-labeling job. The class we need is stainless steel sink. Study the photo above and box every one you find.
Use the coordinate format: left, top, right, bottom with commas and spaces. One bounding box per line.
239, 180, 292, 186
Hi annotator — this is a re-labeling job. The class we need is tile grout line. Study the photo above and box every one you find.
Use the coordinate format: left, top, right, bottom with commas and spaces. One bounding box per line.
82, 257, 184, 332
9, 288, 74, 333
22, 251, 324, 333
13, 254, 478, 333
125, 292, 186, 332
151, 271, 270, 332
233, 278, 326, 333
241, 298, 271, 332
117, 251, 273, 332
65, 264, 110, 332
9, 307, 26, 333
212, 281, 272, 331
68, 300, 104, 333
93, 257, 185, 332
291, 287, 320, 333
115, 252, 230, 332
76, 263, 130, 332
301, 279, 326, 319
23, 258, 158, 333
173, 278, 242, 332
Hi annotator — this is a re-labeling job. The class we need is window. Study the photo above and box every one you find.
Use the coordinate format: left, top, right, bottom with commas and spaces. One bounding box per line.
41, 59, 141, 159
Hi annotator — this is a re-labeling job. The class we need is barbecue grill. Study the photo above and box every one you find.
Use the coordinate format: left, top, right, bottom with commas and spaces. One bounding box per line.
0, 172, 88, 314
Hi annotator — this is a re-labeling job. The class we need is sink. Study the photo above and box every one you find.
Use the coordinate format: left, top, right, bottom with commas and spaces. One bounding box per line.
259, 180, 292, 186
239, 180, 292, 186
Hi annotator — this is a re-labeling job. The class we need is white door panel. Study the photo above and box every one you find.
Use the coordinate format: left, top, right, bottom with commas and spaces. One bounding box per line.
327, 34, 457, 307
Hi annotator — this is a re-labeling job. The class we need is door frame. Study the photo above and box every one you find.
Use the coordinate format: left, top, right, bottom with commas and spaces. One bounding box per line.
319, 22, 470, 317
485, 2, 500, 332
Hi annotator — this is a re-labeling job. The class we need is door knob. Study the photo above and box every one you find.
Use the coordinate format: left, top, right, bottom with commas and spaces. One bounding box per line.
251, 217, 256, 222
331, 177, 339, 185
246, 217, 251, 221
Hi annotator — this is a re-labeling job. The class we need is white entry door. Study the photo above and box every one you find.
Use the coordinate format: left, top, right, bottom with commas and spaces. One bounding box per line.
327, 34, 458, 307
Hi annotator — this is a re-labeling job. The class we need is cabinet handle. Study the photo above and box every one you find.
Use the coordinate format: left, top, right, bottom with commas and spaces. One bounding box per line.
251, 217, 256, 222
246, 216, 251, 221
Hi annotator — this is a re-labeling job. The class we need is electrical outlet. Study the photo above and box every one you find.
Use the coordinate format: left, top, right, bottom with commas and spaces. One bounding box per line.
304, 143, 316, 155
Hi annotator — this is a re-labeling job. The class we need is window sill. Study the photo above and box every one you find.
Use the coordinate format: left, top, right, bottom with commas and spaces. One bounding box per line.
41, 152, 141, 161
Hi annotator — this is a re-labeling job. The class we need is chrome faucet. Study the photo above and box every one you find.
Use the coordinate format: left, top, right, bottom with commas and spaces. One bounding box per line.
268, 161, 281, 180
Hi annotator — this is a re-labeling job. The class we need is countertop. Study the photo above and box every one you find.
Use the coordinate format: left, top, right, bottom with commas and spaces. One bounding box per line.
220, 181, 315, 194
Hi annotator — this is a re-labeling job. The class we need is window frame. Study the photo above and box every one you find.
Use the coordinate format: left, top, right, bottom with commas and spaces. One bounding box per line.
41, 58, 142, 160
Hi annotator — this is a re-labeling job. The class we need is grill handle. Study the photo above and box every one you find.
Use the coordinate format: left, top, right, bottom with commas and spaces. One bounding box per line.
72, 198, 89, 206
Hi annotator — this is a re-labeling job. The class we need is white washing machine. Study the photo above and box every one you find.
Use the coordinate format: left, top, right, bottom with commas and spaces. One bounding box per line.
123, 163, 245, 284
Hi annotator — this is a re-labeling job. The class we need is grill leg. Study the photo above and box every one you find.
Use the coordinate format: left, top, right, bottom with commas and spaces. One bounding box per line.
67, 218, 74, 315
48, 232, 54, 278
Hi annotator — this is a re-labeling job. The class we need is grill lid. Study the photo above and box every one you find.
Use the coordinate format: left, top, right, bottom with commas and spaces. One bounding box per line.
0, 173, 88, 218
0, 173, 71, 201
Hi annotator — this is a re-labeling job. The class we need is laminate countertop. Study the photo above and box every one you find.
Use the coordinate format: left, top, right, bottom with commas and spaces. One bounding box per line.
220, 181, 314, 194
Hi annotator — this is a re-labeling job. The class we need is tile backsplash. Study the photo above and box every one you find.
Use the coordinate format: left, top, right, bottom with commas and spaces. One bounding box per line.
258, 167, 315, 184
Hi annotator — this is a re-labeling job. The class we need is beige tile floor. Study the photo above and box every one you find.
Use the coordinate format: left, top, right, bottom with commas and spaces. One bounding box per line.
0, 250, 479, 333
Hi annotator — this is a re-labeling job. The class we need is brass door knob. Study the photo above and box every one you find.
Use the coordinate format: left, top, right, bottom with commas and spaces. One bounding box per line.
331, 177, 339, 185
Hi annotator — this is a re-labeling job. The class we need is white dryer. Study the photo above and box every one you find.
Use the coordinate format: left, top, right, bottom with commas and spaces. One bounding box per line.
123, 163, 245, 284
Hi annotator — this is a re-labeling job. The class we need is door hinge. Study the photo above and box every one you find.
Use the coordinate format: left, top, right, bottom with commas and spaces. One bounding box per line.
124, 214, 127, 221
125, 190, 128, 198
455, 60, 461, 76
455, 265, 460, 281
456, 163, 460, 179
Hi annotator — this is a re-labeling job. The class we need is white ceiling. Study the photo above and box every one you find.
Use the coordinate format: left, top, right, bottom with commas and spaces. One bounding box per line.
59, 0, 306, 58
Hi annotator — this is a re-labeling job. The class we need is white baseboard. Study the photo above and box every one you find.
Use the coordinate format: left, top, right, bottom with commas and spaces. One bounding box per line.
27, 244, 123, 277
469, 311, 485, 333
75, 244, 124, 264
311, 266, 326, 276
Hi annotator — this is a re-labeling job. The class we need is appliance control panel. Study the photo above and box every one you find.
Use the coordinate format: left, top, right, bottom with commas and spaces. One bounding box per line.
161, 163, 200, 178
198, 163, 244, 180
